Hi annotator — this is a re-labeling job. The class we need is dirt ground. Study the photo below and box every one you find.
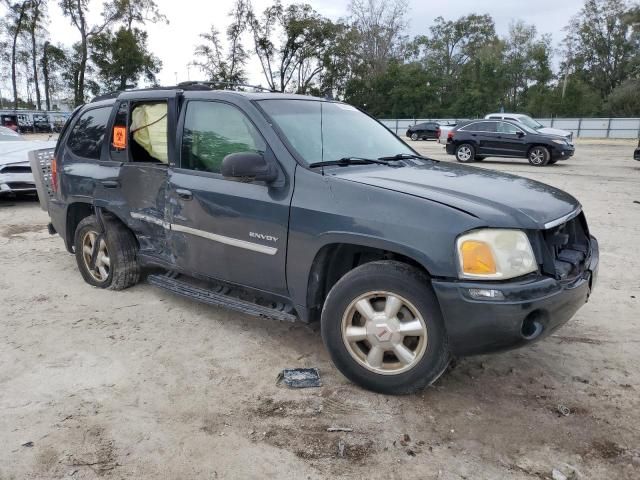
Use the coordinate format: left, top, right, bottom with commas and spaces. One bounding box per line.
1, 140, 639, 480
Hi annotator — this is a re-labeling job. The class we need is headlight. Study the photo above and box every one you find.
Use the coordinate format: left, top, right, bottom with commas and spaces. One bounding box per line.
552, 139, 567, 145
456, 229, 537, 280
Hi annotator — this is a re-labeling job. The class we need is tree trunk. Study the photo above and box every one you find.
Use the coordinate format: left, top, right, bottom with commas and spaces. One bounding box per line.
76, 37, 87, 105
42, 42, 51, 110
11, 1, 29, 109
30, 24, 42, 110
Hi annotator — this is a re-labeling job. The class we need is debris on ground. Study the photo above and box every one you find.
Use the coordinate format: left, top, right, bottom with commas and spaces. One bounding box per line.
557, 404, 571, 416
20, 441, 34, 447
327, 427, 353, 432
552, 469, 568, 480
337, 439, 346, 457
276, 368, 321, 388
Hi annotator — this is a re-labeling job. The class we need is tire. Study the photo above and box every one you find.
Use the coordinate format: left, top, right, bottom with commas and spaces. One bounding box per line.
410, 133, 419, 141
74, 214, 140, 290
455, 143, 475, 163
528, 146, 550, 166
321, 260, 450, 395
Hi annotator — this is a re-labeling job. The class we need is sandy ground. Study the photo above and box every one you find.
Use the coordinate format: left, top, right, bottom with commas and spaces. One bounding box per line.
1, 140, 639, 480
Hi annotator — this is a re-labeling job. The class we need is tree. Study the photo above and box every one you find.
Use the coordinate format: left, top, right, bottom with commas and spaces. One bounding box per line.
502, 21, 553, 111
247, 1, 335, 92
59, 0, 124, 105
4, 0, 29, 108
24, 0, 46, 110
90, 26, 160, 90
562, 0, 639, 98
193, 0, 249, 85
41, 40, 67, 109
348, 0, 408, 76
606, 78, 640, 115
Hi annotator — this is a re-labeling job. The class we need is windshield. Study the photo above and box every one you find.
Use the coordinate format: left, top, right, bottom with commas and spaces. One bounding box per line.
0, 126, 24, 141
518, 115, 544, 130
258, 100, 413, 165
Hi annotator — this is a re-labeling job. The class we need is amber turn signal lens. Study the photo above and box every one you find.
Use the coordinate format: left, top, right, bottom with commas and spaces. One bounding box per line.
460, 240, 497, 275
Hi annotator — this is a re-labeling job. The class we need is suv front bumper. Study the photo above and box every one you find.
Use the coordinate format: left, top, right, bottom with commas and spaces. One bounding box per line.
432, 236, 599, 357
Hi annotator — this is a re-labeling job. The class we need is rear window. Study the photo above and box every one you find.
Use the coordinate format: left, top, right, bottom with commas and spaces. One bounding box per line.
67, 107, 112, 160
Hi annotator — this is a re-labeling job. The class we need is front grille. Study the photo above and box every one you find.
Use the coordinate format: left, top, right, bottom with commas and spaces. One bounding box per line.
541, 212, 590, 281
0, 165, 31, 174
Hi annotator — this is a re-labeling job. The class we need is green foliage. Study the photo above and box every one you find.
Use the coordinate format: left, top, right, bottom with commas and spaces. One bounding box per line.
90, 26, 160, 90
606, 79, 640, 116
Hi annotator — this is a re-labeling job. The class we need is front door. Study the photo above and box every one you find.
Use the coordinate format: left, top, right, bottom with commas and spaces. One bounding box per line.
494, 121, 528, 156
166, 100, 291, 297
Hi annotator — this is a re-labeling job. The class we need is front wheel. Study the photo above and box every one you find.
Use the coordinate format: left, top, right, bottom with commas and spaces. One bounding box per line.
528, 146, 550, 166
455, 143, 475, 163
410, 133, 419, 141
321, 261, 450, 394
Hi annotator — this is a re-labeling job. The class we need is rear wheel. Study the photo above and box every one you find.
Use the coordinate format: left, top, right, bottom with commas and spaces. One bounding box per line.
321, 261, 450, 394
410, 133, 419, 141
455, 143, 475, 163
528, 146, 550, 166
74, 215, 140, 290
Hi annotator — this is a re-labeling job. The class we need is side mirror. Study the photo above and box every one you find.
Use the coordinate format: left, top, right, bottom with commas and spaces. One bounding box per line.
221, 151, 278, 183
516, 131, 526, 138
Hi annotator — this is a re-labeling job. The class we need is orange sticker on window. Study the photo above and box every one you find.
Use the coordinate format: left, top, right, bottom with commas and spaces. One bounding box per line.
112, 126, 126, 149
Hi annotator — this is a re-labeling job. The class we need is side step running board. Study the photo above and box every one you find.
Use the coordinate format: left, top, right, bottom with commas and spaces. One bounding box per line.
148, 274, 297, 322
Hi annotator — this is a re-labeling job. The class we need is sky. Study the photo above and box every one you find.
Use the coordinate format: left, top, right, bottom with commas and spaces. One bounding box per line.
4, 0, 587, 90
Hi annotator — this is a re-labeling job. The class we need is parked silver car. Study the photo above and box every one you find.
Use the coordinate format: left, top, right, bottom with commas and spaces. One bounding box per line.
0, 126, 57, 196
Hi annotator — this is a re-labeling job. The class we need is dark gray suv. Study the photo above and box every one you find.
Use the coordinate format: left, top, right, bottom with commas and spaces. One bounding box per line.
36, 86, 599, 394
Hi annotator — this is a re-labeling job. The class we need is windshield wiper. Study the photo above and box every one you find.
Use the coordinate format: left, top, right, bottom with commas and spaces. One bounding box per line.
378, 153, 436, 162
309, 156, 395, 168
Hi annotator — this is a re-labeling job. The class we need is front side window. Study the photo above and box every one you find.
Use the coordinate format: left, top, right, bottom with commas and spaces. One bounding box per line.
67, 107, 112, 159
498, 122, 523, 134
258, 100, 413, 165
181, 101, 266, 174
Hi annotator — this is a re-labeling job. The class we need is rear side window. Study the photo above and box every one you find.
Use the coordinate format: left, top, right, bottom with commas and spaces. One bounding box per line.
181, 101, 266, 174
67, 107, 111, 160
463, 121, 496, 132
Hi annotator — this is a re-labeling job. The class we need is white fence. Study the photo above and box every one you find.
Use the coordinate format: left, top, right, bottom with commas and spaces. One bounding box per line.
380, 117, 640, 139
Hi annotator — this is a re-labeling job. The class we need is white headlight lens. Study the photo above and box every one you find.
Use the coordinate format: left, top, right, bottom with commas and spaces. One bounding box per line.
456, 229, 537, 280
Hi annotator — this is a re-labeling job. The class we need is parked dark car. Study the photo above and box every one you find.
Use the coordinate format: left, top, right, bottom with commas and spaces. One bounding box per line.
446, 119, 575, 166
32, 85, 598, 394
634, 139, 640, 161
33, 114, 52, 133
406, 121, 440, 141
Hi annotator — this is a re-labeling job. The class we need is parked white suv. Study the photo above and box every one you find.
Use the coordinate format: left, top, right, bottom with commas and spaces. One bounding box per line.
485, 113, 573, 142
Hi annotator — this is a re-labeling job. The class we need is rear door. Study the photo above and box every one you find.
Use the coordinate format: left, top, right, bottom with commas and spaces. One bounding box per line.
166, 99, 292, 296
463, 121, 498, 154
105, 93, 179, 261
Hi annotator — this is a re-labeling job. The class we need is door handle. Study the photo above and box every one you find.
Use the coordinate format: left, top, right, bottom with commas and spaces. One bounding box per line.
176, 188, 193, 200
101, 180, 119, 188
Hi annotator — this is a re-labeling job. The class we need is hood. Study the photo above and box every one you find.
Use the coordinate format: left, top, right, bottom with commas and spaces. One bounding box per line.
538, 126, 572, 139
0, 140, 57, 166
332, 161, 580, 230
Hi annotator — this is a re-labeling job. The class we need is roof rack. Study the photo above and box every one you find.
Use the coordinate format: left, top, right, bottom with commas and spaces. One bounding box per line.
90, 81, 278, 103
177, 80, 277, 92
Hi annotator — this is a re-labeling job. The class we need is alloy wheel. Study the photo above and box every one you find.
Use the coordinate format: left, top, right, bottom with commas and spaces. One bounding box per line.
457, 146, 472, 161
341, 291, 428, 375
81, 230, 111, 282
529, 148, 545, 165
